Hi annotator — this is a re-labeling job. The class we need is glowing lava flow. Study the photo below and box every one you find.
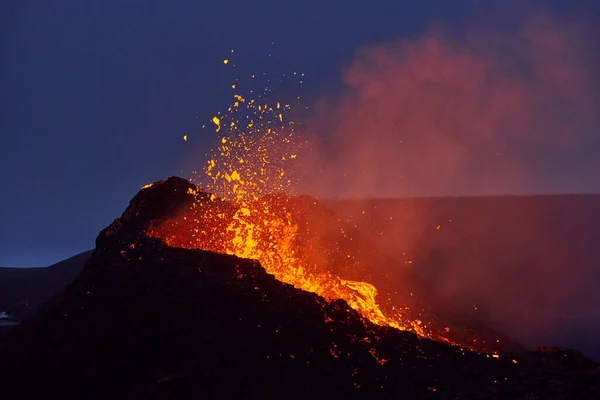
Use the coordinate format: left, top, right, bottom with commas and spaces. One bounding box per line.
149, 193, 427, 334
148, 69, 439, 339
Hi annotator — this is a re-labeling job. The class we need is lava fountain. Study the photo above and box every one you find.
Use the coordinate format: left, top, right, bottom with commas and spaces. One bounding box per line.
148, 73, 466, 346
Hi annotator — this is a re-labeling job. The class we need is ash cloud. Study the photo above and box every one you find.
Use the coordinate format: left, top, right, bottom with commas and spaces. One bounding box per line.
291, 9, 600, 357
295, 10, 599, 197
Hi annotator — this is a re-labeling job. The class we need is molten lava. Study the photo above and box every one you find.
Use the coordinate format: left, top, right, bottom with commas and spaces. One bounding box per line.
148, 193, 429, 335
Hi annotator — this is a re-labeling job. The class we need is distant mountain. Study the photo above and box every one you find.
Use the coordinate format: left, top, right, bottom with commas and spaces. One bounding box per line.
1, 177, 598, 399
0, 250, 92, 320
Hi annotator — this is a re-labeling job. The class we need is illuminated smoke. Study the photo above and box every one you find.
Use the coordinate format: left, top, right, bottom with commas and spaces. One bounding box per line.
295, 11, 599, 198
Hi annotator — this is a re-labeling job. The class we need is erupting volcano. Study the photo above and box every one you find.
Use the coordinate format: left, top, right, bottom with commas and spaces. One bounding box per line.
2, 179, 599, 398
146, 82, 502, 350
3, 70, 599, 400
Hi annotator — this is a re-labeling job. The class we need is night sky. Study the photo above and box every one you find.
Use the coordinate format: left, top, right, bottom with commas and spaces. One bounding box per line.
2, 0, 599, 267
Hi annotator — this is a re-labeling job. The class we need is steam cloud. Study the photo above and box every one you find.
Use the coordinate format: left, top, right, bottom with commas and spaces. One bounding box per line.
295, 10, 599, 197
290, 9, 600, 356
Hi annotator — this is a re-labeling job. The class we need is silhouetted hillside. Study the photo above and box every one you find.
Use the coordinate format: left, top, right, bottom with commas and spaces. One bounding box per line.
0, 250, 92, 319
4, 193, 599, 360
1, 177, 598, 399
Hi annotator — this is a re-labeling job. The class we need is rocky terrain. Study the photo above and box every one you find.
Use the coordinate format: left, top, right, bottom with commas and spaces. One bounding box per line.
1, 177, 599, 398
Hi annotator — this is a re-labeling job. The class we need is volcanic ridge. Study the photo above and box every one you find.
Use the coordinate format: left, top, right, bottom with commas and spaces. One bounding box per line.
1, 177, 599, 399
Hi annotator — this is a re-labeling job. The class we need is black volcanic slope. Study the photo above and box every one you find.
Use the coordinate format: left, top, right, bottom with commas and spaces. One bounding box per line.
1, 177, 599, 399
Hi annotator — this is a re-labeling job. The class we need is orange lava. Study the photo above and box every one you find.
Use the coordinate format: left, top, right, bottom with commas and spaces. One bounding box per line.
148, 193, 429, 335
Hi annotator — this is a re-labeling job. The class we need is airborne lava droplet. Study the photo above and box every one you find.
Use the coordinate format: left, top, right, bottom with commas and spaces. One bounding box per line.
212, 116, 221, 132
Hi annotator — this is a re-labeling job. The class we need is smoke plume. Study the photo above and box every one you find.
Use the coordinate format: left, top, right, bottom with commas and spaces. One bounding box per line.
291, 8, 600, 357
295, 10, 599, 197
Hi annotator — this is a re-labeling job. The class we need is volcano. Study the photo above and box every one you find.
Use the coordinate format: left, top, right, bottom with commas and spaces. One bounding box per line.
1, 177, 599, 399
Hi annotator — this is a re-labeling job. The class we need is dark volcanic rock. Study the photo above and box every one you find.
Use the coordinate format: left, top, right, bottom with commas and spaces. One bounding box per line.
95, 177, 196, 257
1, 177, 598, 399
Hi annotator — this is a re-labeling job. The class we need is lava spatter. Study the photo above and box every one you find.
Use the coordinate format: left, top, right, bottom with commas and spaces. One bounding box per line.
152, 61, 458, 346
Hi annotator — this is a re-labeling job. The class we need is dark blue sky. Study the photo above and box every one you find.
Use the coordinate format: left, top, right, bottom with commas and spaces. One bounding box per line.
1, 0, 598, 267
